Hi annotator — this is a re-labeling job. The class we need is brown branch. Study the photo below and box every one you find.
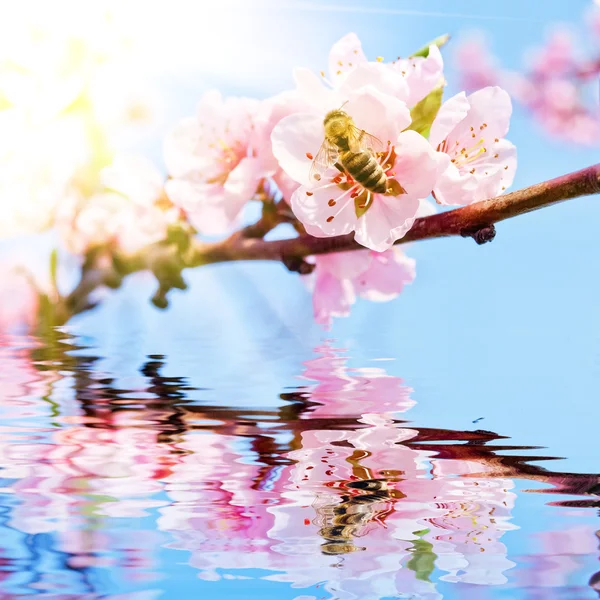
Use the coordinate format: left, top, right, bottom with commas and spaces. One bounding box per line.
194, 162, 600, 263
62, 163, 600, 319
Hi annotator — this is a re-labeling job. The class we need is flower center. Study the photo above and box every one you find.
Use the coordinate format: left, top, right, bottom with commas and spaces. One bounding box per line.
206, 138, 245, 186
310, 145, 406, 223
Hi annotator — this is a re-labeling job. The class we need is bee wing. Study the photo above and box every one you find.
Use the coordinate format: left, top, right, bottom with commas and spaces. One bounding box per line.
347, 124, 385, 155
309, 139, 339, 183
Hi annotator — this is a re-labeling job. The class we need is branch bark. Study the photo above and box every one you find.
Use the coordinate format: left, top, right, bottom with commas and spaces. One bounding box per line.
194, 162, 600, 263
63, 163, 600, 318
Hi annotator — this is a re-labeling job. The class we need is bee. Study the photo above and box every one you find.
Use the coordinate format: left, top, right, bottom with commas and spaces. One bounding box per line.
311, 478, 396, 555
310, 107, 405, 199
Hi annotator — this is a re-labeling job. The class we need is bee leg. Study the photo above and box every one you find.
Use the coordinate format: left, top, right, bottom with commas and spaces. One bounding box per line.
334, 162, 345, 173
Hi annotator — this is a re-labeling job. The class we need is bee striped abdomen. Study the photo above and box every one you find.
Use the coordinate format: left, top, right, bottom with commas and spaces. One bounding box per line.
341, 150, 387, 194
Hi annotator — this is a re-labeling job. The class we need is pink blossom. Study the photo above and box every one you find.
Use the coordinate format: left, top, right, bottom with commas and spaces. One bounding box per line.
588, 2, 600, 39
254, 91, 310, 203
59, 155, 175, 254
454, 34, 501, 93
519, 78, 600, 145
272, 87, 440, 251
164, 90, 266, 235
307, 247, 416, 327
506, 70, 600, 145
391, 45, 445, 107
528, 29, 578, 78
431, 86, 517, 206
325, 32, 444, 107
298, 32, 408, 108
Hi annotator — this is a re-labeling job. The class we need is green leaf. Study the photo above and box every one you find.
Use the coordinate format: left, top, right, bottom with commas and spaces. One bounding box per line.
410, 33, 451, 58
49, 248, 58, 290
406, 529, 437, 582
407, 86, 444, 138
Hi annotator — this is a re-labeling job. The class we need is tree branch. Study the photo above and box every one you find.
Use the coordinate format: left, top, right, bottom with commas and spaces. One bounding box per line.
195, 162, 600, 262
62, 163, 600, 320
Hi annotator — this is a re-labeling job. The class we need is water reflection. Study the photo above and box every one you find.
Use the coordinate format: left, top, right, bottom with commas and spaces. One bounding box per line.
0, 333, 599, 598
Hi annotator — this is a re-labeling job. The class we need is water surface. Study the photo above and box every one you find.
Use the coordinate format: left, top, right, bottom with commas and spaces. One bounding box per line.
1, 306, 598, 599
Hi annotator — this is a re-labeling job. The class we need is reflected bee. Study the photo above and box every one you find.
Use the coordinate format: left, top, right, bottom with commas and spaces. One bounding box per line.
321, 541, 365, 555
312, 478, 396, 556
310, 108, 405, 200
346, 479, 389, 492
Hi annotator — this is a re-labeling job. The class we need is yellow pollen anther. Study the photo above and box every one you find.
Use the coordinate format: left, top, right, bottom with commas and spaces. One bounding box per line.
470, 168, 476, 174
376, 56, 384, 62
336, 70, 342, 75
494, 153, 499, 158
402, 70, 406, 75
504, 165, 509, 170
337, 60, 343, 66
502, 186, 506, 190
471, 133, 476, 138
470, 126, 474, 131
495, 138, 499, 142
320, 70, 325, 77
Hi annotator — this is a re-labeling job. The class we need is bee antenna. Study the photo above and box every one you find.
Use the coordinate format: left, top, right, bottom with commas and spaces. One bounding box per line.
338, 100, 349, 111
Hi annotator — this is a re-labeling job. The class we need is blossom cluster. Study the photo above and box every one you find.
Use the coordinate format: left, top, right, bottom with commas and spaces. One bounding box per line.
160, 32, 516, 325
1, 29, 518, 330
455, 1, 600, 145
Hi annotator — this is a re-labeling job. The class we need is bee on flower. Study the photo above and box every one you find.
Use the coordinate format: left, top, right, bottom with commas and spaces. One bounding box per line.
272, 87, 441, 252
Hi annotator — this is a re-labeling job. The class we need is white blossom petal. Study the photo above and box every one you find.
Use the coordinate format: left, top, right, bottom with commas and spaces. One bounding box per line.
271, 113, 325, 187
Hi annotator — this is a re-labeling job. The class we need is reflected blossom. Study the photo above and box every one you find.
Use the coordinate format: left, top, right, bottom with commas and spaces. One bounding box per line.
0, 340, 595, 599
